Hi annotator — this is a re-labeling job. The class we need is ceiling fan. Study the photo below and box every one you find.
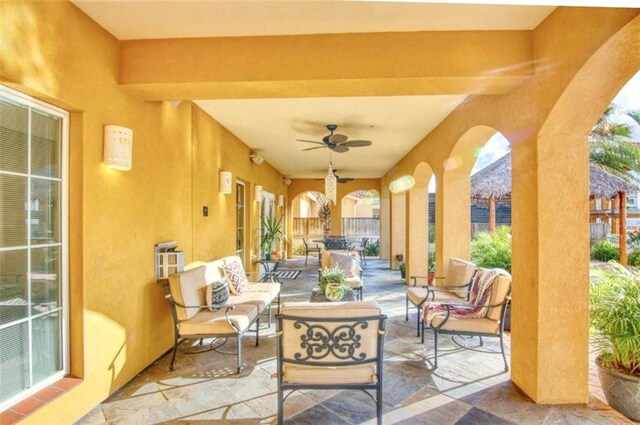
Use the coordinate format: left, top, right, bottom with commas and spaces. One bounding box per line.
315, 169, 354, 183
298, 124, 372, 153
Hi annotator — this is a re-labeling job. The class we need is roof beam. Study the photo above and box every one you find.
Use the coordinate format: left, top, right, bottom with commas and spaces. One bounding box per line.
119, 30, 533, 100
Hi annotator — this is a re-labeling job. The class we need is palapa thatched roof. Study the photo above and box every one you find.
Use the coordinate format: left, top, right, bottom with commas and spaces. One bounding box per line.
471, 153, 638, 204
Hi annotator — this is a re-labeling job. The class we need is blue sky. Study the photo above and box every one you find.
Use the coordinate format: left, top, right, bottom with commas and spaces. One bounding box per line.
427, 71, 640, 191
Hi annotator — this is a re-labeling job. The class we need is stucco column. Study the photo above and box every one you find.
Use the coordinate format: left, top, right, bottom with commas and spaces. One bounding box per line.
510, 134, 589, 403
379, 187, 391, 261
329, 200, 342, 235
391, 192, 406, 269
406, 181, 429, 284
435, 170, 471, 276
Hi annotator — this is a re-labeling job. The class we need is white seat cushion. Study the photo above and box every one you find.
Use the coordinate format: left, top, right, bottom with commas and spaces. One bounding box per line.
407, 287, 461, 306
430, 316, 499, 334
179, 304, 258, 335
345, 277, 363, 289
246, 282, 280, 299
228, 291, 272, 311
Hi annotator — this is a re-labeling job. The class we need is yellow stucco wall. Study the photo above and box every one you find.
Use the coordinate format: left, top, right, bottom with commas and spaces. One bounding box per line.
0, 2, 285, 423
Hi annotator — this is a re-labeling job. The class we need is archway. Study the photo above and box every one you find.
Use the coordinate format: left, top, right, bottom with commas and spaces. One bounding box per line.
405, 162, 433, 281
437, 125, 504, 274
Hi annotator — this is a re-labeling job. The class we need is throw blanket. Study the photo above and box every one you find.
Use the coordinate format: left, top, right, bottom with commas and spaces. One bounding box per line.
423, 268, 510, 323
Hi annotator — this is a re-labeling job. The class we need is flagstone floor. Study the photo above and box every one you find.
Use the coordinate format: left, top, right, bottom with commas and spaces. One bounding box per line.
78, 258, 633, 425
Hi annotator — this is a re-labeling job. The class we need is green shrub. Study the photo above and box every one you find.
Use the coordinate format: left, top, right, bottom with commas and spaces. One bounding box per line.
628, 231, 640, 249
293, 244, 306, 255
428, 254, 436, 272
365, 239, 380, 257
628, 250, 640, 267
471, 226, 512, 273
591, 240, 619, 262
590, 263, 640, 376
318, 267, 346, 295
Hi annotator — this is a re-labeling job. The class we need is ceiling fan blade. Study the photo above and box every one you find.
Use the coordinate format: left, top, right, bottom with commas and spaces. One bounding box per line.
339, 140, 372, 148
296, 139, 325, 145
331, 145, 349, 153
302, 146, 328, 151
338, 178, 354, 183
329, 134, 348, 144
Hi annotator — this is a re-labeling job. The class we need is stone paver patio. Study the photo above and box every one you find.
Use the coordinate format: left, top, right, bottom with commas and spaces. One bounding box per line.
78, 258, 633, 424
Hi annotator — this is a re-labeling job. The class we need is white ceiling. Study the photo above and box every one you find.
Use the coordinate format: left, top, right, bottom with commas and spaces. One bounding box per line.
196, 96, 467, 178
72, 1, 555, 40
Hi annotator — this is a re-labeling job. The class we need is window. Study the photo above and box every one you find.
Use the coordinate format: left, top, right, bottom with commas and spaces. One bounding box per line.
236, 181, 246, 266
0, 86, 69, 409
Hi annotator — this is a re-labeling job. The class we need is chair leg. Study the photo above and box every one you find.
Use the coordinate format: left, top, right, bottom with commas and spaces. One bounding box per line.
421, 319, 425, 344
499, 332, 509, 372
376, 387, 383, 425
237, 336, 243, 374
305, 251, 308, 265
169, 338, 180, 372
405, 295, 409, 321
277, 387, 284, 425
256, 317, 260, 347
433, 329, 439, 369
416, 306, 421, 337
479, 336, 484, 346
268, 304, 272, 327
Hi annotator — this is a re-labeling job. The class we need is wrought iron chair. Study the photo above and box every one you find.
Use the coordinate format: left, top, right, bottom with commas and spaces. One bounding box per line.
421, 269, 512, 371
276, 302, 387, 425
353, 237, 369, 266
302, 237, 321, 266
406, 258, 476, 337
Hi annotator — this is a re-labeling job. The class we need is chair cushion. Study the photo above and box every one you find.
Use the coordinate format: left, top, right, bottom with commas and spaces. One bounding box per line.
179, 303, 258, 335
283, 364, 378, 385
280, 302, 382, 363
430, 316, 499, 334
247, 282, 281, 299
169, 266, 207, 321
345, 277, 363, 289
205, 278, 230, 311
486, 274, 511, 321
407, 287, 461, 306
443, 258, 476, 297
228, 291, 272, 311
223, 258, 249, 294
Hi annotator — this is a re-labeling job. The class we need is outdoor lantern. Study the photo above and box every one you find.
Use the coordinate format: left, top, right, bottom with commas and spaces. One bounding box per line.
219, 171, 232, 194
325, 163, 337, 204
389, 175, 415, 193
104, 125, 133, 171
255, 185, 263, 202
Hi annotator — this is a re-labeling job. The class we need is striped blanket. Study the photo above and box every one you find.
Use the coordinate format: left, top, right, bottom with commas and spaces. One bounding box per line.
423, 268, 509, 323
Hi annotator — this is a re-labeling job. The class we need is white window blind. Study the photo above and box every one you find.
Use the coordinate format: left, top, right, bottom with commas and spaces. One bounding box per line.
0, 86, 69, 409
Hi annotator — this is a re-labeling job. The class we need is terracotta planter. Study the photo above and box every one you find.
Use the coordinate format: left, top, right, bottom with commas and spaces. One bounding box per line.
597, 357, 640, 421
427, 271, 435, 285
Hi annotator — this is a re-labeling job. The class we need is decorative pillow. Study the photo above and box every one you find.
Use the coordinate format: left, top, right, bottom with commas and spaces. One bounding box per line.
223, 260, 249, 294
206, 278, 230, 311
329, 253, 356, 278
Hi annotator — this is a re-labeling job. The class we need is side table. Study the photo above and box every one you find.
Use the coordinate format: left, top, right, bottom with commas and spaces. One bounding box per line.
309, 288, 356, 302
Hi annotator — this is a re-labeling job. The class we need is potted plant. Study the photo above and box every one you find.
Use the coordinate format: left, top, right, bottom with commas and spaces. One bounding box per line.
427, 255, 436, 284
397, 261, 406, 279
319, 267, 348, 301
261, 215, 287, 260
590, 263, 640, 421
318, 202, 331, 238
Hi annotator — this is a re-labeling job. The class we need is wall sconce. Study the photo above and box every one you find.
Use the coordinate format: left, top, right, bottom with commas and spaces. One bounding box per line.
283, 177, 292, 186
278, 194, 284, 208
255, 185, 263, 202
104, 125, 133, 170
389, 175, 416, 194
219, 171, 232, 194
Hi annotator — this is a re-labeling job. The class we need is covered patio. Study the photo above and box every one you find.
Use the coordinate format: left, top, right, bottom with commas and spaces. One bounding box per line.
1, 1, 640, 424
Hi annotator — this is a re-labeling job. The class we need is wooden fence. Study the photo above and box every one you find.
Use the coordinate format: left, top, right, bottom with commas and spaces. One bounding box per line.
292, 217, 380, 252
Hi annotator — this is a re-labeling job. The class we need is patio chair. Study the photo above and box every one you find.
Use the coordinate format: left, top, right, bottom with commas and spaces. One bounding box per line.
406, 258, 476, 337
276, 301, 387, 425
353, 237, 369, 266
302, 237, 321, 266
320, 250, 364, 300
421, 269, 512, 371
